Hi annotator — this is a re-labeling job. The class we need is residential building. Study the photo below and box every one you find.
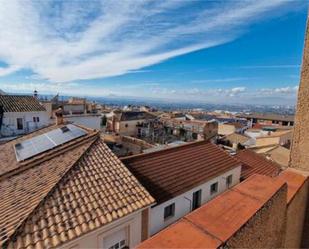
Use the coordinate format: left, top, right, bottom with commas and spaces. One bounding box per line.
237, 113, 294, 127
121, 141, 241, 235
107, 111, 157, 136
0, 95, 50, 137
137, 171, 308, 249
0, 120, 154, 248
255, 130, 292, 147
161, 118, 218, 141
218, 122, 247, 136
223, 133, 255, 149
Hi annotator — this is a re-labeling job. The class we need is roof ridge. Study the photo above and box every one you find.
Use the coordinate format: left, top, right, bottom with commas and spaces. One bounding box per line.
3, 134, 100, 248
121, 140, 210, 161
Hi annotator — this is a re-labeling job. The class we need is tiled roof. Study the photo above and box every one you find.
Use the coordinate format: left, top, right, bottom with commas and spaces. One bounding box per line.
235, 149, 281, 180
0, 126, 154, 248
137, 174, 286, 249
225, 133, 250, 145
0, 95, 46, 112
237, 113, 294, 122
122, 141, 240, 205
120, 111, 156, 121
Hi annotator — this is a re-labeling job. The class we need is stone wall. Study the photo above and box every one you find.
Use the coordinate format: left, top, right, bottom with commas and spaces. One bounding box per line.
285, 179, 309, 248
226, 186, 287, 248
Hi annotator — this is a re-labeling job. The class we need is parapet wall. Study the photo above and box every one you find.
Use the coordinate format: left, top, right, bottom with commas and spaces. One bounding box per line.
226, 185, 287, 248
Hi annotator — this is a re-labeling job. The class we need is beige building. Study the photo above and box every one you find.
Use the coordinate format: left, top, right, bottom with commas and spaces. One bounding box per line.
108, 111, 157, 136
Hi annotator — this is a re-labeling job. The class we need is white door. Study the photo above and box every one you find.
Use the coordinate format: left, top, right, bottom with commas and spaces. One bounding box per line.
103, 227, 128, 249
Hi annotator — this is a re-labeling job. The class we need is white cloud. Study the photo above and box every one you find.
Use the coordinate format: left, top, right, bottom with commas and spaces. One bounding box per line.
260, 86, 299, 95
0, 0, 303, 82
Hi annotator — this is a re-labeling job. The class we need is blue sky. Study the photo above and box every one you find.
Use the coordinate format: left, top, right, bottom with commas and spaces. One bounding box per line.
0, 0, 308, 105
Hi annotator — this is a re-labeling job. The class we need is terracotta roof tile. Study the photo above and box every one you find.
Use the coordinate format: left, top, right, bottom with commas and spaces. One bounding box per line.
122, 141, 240, 204
137, 174, 286, 249
0, 95, 46, 112
235, 149, 281, 180
0, 126, 154, 248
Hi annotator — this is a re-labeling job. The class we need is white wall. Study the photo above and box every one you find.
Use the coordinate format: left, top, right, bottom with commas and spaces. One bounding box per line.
64, 114, 101, 130
59, 209, 145, 249
149, 166, 241, 235
1, 111, 50, 137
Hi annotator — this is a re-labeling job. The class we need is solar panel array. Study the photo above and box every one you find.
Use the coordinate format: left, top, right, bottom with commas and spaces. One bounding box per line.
14, 124, 87, 161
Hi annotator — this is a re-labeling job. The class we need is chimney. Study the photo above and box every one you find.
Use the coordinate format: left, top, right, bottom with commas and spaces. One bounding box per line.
55, 107, 64, 125
33, 89, 38, 99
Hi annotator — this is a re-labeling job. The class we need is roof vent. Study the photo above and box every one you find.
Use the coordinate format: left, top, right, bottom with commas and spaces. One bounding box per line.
61, 126, 70, 133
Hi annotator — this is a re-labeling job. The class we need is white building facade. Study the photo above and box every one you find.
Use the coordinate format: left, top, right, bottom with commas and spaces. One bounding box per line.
0, 95, 50, 137
149, 166, 241, 235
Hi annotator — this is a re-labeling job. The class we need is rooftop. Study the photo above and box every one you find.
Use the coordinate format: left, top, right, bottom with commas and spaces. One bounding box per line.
0, 125, 154, 248
225, 133, 251, 145
137, 174, 287, 249
121, 141, 240, 205
0, 95, 46, 112
235, 149, 281, 180
237, 113, 294, 122
119, 111, 157, 121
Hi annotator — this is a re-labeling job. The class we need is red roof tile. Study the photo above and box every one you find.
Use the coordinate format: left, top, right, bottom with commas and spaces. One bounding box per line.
122, 141, 240, 204
235, 149, 281, 180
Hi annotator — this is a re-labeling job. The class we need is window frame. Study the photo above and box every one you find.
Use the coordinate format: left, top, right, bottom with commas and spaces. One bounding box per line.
16, 118, 23, 130
164, 203, 175, 220
210, 182, 218, 195
226, 175, 233, 188
192, 189, 202, 210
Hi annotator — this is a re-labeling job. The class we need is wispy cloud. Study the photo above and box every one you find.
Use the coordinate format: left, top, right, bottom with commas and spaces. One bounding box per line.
239, 64, 301, 69
0, 0, 305, 82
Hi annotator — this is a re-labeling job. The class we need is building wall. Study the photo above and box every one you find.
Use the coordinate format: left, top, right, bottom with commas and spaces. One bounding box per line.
64, 115, 101, 130
218, 124, 236, 136
63, 104, 85, 113
285, 179, 309, 248
226, 185, 287, 248
58, 209, 145, 249
1, 111, 50, 136
117, 120, 146, 136
149, 166, 241, 235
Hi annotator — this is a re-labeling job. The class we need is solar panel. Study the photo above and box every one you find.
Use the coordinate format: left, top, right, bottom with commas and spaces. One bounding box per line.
14, 124, 87, 161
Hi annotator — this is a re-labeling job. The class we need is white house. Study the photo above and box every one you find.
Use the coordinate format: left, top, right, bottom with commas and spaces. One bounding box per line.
122, 141, 242, 236
0, 95, 50, 137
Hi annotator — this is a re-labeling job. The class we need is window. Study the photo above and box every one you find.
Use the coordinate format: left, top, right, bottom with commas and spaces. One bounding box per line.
164, 203, 175, 220
33, 117, 40, 122
108, 239, 127, 249
226, 175, 233, 188
192, 190, 202, 210
125, 123, 128, 128
17, 118, 23, 130
210, 182, 218, 195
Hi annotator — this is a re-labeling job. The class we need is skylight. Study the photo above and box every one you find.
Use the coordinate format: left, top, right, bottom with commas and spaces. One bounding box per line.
14, 124, 87, 161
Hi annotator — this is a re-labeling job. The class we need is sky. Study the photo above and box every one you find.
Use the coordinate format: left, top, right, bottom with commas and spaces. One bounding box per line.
0, 0, 308, 105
